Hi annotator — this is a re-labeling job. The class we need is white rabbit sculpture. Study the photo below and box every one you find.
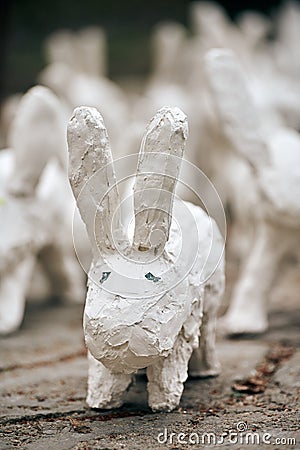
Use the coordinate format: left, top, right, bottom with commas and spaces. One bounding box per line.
205, 48, 300, 335
67, 105, 225, 412
0, 86, 85, 335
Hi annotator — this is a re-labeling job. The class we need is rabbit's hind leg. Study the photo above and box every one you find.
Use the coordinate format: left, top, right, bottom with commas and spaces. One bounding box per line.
189, 270, 224, 378
86, 351, 132, 409
147, 333, 194, 412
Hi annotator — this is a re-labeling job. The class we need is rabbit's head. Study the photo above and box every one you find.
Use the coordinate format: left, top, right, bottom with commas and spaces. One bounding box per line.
8, 85, 67, 197
67, 106, 201, 374
0, 86, 66, 272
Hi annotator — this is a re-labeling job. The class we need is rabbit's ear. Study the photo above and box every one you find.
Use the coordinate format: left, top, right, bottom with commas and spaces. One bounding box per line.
67, 106, 122, 254
204, 48, 270, 170
7, 86, 65, 196
133, 106, 188, 252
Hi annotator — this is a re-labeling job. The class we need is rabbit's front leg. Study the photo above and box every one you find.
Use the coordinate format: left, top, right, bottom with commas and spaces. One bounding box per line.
189, 270, 223, 377
147, 334, 194, 412
221, 221, 289, 335
0, 255, 35, 335
86, 351, 132, 409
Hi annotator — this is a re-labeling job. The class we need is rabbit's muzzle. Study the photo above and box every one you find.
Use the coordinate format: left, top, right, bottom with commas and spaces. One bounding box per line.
83, 274, 193, 374
83, 291, 192, 373
84, 316, 173, 373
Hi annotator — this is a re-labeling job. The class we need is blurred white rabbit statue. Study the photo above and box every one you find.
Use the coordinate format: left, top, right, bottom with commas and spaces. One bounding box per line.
0, 86, 85, 335
205, 48, 300, 335
67, 105, 225, 412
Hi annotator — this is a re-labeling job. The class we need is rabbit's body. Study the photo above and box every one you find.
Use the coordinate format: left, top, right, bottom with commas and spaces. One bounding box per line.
0, 187, 49, 334
259, 128, 300, 227
85, 199, 224, 375
0, 194, 48, 273
67, 105, 225, 412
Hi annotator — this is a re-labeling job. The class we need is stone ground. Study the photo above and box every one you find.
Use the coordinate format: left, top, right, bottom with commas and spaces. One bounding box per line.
0, 260, 299, 450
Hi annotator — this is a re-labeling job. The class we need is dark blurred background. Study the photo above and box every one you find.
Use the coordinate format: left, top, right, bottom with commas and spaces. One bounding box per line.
0, 0, 288, 100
